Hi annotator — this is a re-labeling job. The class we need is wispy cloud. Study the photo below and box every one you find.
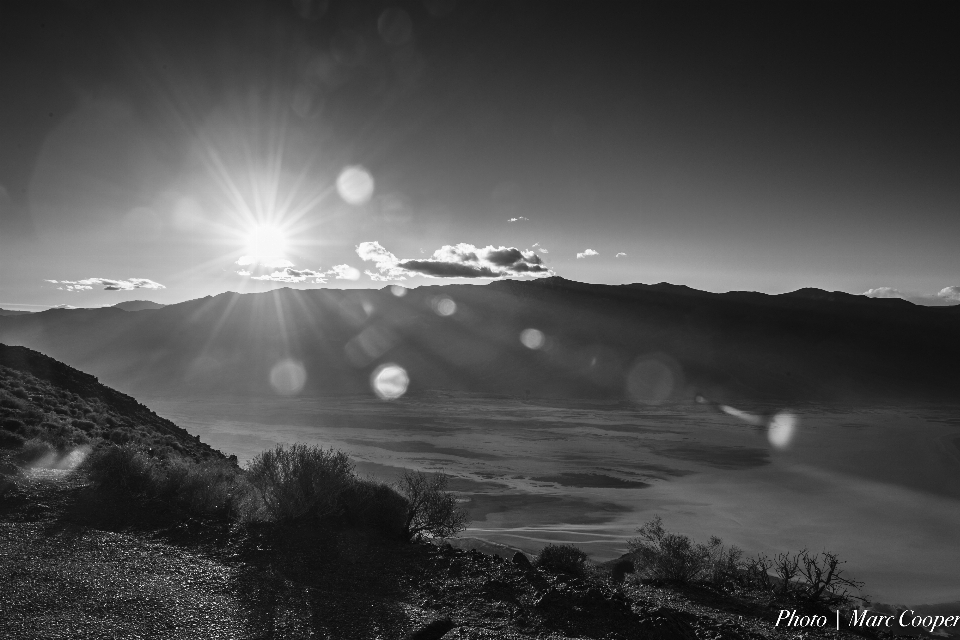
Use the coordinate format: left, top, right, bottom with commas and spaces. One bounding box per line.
250, 267, 327, 283
532, 242, 548, 254
357, 241, 552, 280
235, 258, 362, 284
862, 286, 960, 306
49, 278, 166, 292
615, 252, 627, 258
508, 216, 529, 222
576, 249, 599, 259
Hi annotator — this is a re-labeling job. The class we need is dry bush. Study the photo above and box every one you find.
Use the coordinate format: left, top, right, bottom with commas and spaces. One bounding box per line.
773, 549, 864, 608
535, 544, 589, 576
397, 469, 468, 541
246, 444, 355, 523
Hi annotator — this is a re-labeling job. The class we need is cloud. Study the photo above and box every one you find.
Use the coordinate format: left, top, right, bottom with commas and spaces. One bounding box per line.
576, 249, 599, 259
862, 286, 960, 306
937, 286, 960, 302
250, 267, 328, 283
532, 242, 548, 254
235, 259, 362, 284
357, 241, 553, 280
508, 216, 530, 222
615, 252, 627, 258
51, 304, 77, 310
862, 287, 903, 299
50, 277, 165, 292
356, 241, 409, 280
329, 264, 361, 281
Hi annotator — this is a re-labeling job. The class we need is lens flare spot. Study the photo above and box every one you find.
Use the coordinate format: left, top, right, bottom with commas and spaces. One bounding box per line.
520, 328, 545, 350
768, 411, 798, 449
371, 363, 409, 400
433, 296, 456, 316
269, 359, 307, 396
336, 165, 374, 205
390, 285, 407, 297
625, 357, 675, 405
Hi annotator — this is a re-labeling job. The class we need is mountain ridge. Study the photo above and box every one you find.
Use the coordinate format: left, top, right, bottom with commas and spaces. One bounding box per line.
1, 279, 957, 404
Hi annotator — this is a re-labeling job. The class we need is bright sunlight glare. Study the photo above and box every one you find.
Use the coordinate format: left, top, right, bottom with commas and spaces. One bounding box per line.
244, 223, 289, 262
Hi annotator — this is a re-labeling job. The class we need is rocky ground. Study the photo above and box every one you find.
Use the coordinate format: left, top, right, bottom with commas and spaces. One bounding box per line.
2, 452, 926, 640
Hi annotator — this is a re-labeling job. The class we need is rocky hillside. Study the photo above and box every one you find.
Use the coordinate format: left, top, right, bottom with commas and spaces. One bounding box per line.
0, 343, 225, 462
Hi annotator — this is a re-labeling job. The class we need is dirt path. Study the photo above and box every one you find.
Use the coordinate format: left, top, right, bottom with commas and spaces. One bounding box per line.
0, 467, 279, 640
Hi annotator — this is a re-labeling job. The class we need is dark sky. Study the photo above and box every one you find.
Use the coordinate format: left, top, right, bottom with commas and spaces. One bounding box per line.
1, 0, 958, 308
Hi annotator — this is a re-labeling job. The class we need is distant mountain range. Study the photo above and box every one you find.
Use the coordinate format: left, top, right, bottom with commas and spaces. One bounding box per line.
0, 278, 957, 404
111, 300, 165, 312
0, 301, 165, 316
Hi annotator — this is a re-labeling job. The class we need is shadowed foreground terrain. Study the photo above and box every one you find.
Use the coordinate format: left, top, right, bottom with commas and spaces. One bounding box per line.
1, 345, 950, 639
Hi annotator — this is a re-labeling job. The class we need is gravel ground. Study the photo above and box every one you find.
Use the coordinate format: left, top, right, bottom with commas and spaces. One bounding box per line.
0, 463, 921, 640
0, 468, 257, 640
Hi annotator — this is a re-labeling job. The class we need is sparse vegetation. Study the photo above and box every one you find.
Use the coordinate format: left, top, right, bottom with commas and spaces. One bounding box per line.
769, 549, 865, 609
82, 443, 255, 521
627, 516, 864, 610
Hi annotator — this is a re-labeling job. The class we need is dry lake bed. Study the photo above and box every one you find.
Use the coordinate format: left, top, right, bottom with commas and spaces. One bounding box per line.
146, 394, 960, 606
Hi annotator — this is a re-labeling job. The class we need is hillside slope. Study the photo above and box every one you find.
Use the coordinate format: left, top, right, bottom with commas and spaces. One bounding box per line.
0, 343, 225, 462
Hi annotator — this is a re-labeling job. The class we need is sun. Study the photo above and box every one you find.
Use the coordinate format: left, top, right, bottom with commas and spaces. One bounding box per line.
243, 223, 289, 262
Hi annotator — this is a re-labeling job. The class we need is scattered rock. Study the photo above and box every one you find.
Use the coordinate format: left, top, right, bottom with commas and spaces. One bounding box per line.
512, 551, 533, 571
405, 616, 454, 640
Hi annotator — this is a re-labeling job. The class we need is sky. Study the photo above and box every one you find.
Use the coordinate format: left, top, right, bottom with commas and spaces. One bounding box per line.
1, 0, 958, 310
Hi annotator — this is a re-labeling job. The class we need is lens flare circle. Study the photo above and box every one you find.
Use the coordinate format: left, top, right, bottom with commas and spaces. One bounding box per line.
625, 357, 676, 405
768, 411, 798, 449
371, 363, 409, 400
336, 166, 375, 205
269, 359, 307, 396
520, 328, 545, 350
433, 296, 456, 316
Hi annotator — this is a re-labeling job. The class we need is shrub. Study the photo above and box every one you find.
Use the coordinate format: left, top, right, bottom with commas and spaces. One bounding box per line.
628, 516, 713, 584
397, 469, 468, 541
83, 444, 257, 521
83, 444, 161, 496
535, 544, 589, 576
340, 476, 409, 538
21, 408, 45, 425
0, 430, 25, 449
246, 444, 356, 523
2, 418, 25, 432
0, 397, 23, 410
771, 549, 864, 609
72, 419, 97, 432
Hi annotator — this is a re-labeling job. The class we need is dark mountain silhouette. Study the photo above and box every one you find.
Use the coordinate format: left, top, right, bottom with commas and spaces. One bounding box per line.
111, 300, 165, 312
0, 277, 957, 404
0, 309, 33, 317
